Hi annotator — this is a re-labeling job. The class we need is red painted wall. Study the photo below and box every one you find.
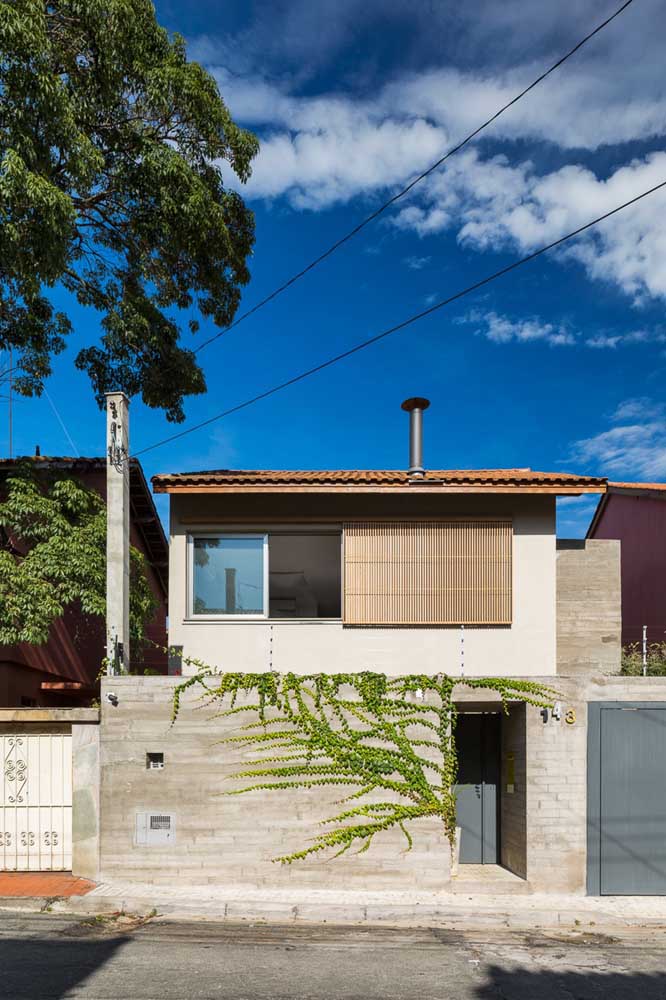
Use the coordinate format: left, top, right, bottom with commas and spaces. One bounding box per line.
590, 493, 666, 647
0, 463, 167, 706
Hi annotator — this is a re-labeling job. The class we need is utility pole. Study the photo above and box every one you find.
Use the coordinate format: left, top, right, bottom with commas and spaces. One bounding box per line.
106, 392, 130, 675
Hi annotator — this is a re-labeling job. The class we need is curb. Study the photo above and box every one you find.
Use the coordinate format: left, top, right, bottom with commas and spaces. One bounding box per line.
1, 894, 665, 932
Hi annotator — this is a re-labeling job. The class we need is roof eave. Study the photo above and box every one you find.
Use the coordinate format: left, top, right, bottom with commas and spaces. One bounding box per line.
154, 483, 606, 496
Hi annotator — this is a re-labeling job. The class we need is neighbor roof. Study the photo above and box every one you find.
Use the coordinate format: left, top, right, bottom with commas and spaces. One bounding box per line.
0, 456, 168, 592
152, 468, 607, 495
587, 481, 666, 537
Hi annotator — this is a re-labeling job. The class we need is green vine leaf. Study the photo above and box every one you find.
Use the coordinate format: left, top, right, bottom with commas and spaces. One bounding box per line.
167, 650, 556, 864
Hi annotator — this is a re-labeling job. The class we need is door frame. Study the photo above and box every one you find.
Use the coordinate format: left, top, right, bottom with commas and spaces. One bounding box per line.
587, 701, 666, 895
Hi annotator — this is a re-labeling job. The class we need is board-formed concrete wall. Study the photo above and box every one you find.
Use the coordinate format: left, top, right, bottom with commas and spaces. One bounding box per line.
97, 675, 666, 894
556, 539, 621, 677
500, 703, 526, 879
98, 676, 451, 889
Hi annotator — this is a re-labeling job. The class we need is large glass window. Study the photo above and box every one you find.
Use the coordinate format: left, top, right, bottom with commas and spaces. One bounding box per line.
269, 534, 341, 618
192, 535, 266, 616
189, 532, 341, 619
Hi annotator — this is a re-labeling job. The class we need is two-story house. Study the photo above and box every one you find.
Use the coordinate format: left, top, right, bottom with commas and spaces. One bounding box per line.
87, 401, 666, 898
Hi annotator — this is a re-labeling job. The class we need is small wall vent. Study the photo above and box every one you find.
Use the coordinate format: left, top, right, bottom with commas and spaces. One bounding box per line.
146, 752, 164, 770
135, 812, 176, 846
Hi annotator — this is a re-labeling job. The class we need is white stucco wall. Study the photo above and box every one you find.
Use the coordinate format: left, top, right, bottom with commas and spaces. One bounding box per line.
166, 493, 557, 678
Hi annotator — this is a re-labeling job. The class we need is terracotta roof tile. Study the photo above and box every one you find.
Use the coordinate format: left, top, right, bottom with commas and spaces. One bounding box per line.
608, 481, 666, 491
152, 468, 606, 494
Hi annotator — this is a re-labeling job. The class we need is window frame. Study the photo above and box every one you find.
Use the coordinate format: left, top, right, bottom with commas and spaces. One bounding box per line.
187, 532, 269, 620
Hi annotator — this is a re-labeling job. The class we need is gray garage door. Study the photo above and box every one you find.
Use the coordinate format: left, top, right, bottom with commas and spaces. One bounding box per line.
588, 703, 666, 895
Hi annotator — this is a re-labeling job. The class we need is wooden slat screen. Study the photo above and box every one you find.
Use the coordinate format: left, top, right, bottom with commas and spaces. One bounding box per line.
343, 521, 512, 625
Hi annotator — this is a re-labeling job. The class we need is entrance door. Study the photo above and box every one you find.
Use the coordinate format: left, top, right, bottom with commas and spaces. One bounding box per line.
588, 703, 666, 895
1, 733, 72, 871
454, 713, 500, 864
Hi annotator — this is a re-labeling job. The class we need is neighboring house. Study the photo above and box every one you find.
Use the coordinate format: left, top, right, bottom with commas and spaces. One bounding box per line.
0, 456, 168, 707
587, 482, 666, 648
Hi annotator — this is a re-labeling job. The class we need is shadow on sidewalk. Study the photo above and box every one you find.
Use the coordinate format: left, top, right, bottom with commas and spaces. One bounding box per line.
476, 965, 666, 999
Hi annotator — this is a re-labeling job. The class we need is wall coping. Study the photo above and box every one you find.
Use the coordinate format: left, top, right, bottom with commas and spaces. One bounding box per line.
0, 708, 100, 723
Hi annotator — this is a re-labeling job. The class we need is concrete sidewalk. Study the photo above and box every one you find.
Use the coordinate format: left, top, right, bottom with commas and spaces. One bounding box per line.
2, 880, 666, 931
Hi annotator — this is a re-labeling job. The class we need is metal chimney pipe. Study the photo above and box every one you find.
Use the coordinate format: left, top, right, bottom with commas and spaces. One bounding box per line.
401, 397, 430, 477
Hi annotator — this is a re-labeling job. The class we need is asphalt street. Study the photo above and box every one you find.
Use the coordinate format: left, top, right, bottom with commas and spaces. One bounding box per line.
1, 911, 666, 999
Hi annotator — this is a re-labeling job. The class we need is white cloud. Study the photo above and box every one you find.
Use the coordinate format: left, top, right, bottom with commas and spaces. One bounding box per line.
198, 0, 666, 303
458, 310, 666, 353
611, 398, 665, 422
404, 255, 431, 270
571, 403, 666, 480
392, 150, 666, 303
556, 493, 601, 539
469, 310, 576, 347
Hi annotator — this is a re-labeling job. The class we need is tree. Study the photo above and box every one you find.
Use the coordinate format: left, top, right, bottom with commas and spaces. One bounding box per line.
0, 462, 156, 645
0, 1, 258, 421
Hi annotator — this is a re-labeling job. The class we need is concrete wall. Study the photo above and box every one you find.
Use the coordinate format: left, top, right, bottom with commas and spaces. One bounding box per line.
556, 539, 621, 676
500, 703, 526, 879
72, 720, 101, 880
168, 493, 558, 678
96, 675, 666, 894
98, 677, 450, 889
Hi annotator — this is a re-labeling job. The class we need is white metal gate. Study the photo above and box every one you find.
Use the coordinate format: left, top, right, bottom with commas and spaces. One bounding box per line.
1, 733, 72, 871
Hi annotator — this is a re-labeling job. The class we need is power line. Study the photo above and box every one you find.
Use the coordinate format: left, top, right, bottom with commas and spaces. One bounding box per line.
44, 387, 80, 458
194, 0, 635, 355
132, 176, 666, 460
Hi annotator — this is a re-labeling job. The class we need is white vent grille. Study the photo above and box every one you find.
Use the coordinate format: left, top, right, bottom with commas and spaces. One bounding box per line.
135, 812, 176, 846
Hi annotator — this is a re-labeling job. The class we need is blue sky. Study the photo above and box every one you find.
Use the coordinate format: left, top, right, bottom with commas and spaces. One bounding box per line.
3, 0, 666, 536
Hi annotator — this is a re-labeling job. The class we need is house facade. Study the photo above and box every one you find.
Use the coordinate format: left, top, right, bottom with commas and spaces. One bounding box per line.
157, 467, 606, 680
88, 454, 654, 898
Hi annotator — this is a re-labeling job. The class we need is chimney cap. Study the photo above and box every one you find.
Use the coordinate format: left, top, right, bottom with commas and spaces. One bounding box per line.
401, 397, 430, 413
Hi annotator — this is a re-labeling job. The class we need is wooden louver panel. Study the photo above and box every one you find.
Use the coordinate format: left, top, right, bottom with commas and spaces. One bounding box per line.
343, 521, 512, 625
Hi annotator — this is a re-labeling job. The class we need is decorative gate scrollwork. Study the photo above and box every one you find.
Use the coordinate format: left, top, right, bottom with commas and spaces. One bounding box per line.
0, 832, 11, 847
20, 831, 35, 847
43, 831, 59, 847
4, 737, 28, 804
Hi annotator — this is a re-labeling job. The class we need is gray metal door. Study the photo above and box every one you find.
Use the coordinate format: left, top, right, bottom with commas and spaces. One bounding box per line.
588, 703, 666, 895
454, 714, 500, 864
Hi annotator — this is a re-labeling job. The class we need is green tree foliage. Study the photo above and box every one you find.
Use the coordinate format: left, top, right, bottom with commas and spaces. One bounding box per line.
172, 665, 555, 863
0, 462, 156, 645
0, 1, 258, 421
622, 642, 666, 676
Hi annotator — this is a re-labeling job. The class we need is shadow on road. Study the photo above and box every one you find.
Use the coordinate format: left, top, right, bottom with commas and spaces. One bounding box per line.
476, 965, 666, 999
0, 934, 129, 999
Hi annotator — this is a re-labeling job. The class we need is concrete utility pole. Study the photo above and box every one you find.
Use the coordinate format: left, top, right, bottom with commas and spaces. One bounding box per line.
106, 392, 130, 675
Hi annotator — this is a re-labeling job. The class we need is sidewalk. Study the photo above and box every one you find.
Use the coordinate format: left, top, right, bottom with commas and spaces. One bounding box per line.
2, 879, 666, 931
0, 872, 96, 898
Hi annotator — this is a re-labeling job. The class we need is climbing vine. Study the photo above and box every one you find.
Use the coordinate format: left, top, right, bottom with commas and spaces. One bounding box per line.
169, 654, 556, 864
